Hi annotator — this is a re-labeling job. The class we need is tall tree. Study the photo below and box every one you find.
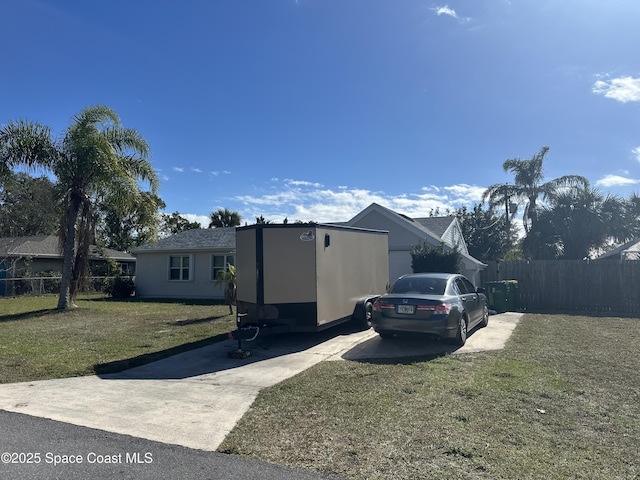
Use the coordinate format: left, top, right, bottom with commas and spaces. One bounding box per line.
0, 171, 60, 236
98, 192, 166, 251
484, 146, 588, 233
160, 211, 202, 237
209, 208, 241, 228
524, 187, 635, 259
0, 105, 160, 309
455, 204, 517, 262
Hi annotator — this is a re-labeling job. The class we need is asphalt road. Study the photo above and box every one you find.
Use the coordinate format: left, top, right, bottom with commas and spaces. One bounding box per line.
0, 410, 344, 480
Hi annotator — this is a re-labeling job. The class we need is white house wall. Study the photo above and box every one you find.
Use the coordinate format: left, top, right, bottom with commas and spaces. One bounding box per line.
350, 208, 484, 286
135, 251, 227, 299
441, 222, 469, 255
389, 250, 413, 286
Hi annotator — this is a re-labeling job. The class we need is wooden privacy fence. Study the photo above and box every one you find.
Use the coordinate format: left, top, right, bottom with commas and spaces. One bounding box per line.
481, 260, 640, 316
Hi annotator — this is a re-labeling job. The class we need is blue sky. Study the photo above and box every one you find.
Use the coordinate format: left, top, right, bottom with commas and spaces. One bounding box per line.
3, 0, 640, 226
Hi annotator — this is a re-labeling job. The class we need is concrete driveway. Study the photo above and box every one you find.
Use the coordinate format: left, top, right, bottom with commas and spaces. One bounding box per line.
0, 312, 522, 452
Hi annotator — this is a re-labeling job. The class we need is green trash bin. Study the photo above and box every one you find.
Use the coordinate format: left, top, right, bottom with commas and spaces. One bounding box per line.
505, 280, 519, 312
484, 281, 508, 313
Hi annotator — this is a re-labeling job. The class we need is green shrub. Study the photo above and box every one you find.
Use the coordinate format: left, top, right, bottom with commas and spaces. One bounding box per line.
411, 241, 462, 274
104, 276, 135, 298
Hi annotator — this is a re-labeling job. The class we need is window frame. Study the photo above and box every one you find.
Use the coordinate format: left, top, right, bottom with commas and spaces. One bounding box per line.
168, 254, 192, 282
211, 254, 235, 282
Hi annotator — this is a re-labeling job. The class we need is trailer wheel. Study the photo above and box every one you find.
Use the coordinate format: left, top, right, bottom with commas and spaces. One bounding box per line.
363, 301, 373, 329
352, 300, 374, 330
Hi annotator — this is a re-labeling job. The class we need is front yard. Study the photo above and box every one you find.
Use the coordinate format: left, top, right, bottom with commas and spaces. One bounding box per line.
220, 314, 640, 480
1, 297, 637, 479
0, 294, 235, 383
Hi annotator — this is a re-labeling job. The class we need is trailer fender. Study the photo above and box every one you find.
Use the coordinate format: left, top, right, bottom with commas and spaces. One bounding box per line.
352, 295, 379, 330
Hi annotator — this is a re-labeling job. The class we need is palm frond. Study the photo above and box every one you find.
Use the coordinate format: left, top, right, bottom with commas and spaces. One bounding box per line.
0, 120, 58, 171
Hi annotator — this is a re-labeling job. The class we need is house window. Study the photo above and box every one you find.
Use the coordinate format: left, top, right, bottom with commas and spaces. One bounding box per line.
211, 255, 234, 282
169, 255, 191, 281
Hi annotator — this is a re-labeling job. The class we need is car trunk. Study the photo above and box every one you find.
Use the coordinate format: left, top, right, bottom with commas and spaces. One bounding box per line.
376, 295, 450, 320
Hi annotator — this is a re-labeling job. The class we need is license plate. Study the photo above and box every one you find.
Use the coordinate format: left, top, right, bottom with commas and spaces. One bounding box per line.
397, 305, 415, 314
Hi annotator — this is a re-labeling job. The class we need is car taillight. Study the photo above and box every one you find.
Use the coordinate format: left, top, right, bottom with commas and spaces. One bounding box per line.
417, 303, 452, 314
373, 301, 393, 311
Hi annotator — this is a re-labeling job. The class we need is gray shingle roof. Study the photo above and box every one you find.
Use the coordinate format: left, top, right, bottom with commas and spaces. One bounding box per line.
134, 228, 236, 252
0, 235, 135, 261
413, 217, 455, 238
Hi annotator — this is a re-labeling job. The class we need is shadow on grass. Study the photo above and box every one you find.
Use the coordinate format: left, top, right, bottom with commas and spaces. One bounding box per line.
82, 296, 227, 307
173, 315, 230, 326
0, 309, 65, 323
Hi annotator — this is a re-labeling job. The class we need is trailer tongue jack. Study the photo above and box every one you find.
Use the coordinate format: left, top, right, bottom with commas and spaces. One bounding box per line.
228, 313, 259, 359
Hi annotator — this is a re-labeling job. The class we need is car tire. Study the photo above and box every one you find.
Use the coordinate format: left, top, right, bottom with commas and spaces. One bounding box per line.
480, 305, 489, 328
377, 331, 394, 339
452, 315, 467, 347
353, 301, 373, 330
363, 301, 373, 329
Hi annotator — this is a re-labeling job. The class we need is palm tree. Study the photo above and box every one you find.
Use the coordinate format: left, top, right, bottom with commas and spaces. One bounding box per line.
214, 263, 236, 314
529, 186, 629, 259
481, 182, 519, 249
484, 146, 588, 233
209, 208, 242, 228
1, 105, 159, 309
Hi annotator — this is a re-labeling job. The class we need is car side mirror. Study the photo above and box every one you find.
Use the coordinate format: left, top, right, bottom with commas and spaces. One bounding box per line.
476, 287, 486, 294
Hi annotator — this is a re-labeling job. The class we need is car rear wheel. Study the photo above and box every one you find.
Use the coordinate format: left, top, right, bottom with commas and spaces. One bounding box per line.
452, 315, 467, 347
480, 305, 489, 328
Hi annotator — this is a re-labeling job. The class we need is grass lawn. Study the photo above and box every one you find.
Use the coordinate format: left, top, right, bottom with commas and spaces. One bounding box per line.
0, 294, 235, 383
219, 314, 640, 480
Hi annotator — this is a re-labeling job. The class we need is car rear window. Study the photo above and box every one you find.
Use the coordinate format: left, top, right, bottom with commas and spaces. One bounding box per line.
390, 277, 447, 295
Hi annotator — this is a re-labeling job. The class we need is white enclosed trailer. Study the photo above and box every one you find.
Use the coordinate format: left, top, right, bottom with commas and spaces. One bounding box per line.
235, 224, 389, 332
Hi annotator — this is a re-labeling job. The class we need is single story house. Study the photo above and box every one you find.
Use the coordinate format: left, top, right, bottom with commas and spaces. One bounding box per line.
345, 203, 486, 285
0, 235, 136, 296
133, 228, 236, 299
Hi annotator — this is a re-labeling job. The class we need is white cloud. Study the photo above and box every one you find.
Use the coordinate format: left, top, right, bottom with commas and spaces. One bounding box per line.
284, 178, 324, 188
592, 76, 640, 103
234, 183, 486, 223
173, 167, 184, 172
155, 169, 170, 182
432, 5, 458, 18
596, 174, 640, 187
210, 171, 219, 176
442, 184, 486, 203
191, 167, 202, 173
632, 147, 640, 162
431, 5, 470, 22
181, 213, 210, 227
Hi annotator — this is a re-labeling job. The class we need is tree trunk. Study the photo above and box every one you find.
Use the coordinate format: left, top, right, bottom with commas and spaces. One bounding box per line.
57, 199, 80, 310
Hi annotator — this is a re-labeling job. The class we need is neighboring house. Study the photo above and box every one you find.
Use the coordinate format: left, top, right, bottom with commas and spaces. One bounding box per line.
133, 228, 236, 299
345, 203, 486, 285
594, 239, 640, 262
0, 235, 136, 296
